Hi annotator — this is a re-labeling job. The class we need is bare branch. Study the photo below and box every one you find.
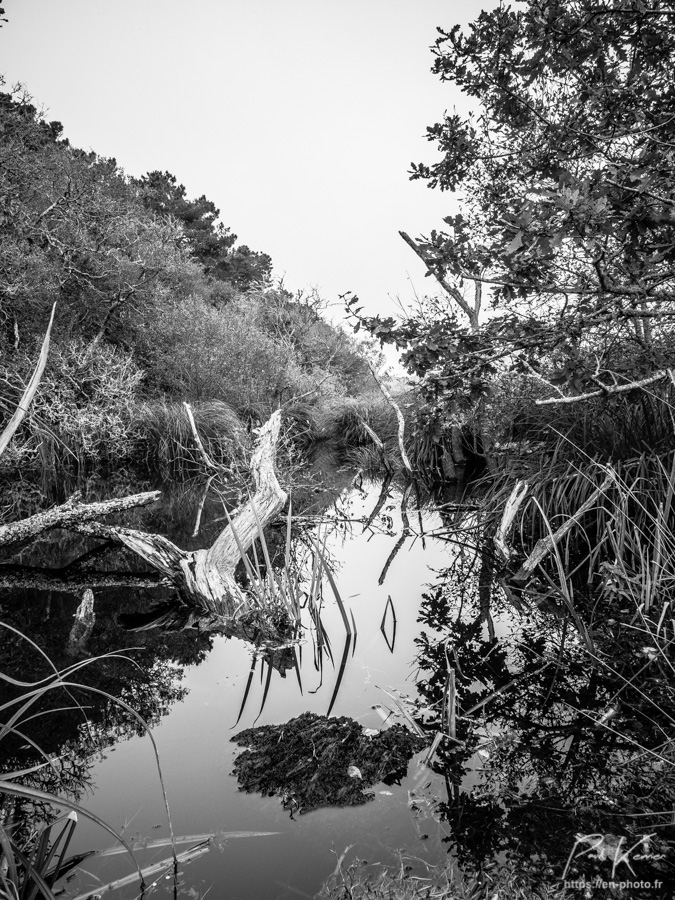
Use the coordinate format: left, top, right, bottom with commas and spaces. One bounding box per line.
399, 231, 479, 330
535, 369, 672, 406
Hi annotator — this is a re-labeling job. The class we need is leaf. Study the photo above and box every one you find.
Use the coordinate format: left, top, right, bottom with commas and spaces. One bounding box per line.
505, 231, 523, 255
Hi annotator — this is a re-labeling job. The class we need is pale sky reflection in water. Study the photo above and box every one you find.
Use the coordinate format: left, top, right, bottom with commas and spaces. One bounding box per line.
67, 487, 455, 899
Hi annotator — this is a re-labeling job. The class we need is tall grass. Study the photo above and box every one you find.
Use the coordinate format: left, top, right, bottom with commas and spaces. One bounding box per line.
0, 625, 177, 899
132, 398, 247, 479
486, 451, 675, 614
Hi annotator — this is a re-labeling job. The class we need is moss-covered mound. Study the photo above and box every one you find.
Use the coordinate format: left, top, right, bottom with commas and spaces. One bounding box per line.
231, 711, 426, 815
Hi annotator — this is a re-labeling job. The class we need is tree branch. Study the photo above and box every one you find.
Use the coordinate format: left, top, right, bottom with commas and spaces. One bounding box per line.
399, 231, 479, 330
534, 369, 671, 406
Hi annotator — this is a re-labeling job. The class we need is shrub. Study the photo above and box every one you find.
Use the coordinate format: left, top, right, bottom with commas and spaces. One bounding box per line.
0, 338, 143, 474
136, 294, 314, 413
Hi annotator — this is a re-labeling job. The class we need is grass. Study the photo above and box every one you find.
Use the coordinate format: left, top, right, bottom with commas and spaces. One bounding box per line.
484, 450, 675, 616
318, 855, 571, 899
0, 624, 179, 899
132, 398, 248, 479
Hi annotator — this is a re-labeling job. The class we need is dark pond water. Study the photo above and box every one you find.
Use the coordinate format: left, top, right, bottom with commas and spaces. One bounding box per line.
2, 467, 675, 899
0, 477, 457, 899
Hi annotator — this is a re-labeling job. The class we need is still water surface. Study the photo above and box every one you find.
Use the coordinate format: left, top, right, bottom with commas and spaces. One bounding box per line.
56, 484, 453, 899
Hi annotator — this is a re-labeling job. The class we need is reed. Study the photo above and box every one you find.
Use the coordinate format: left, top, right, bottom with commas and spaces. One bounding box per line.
132, 399, 247, 479
0, 625, 175, 899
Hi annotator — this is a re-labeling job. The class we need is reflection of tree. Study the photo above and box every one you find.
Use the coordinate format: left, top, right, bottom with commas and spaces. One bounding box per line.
415, 553, 675, 889
0, 585, 199, 781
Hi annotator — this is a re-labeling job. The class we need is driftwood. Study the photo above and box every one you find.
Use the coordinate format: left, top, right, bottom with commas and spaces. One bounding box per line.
535, 369, 673, 406
0, 303, 56, 458
0, 490, 161, 548
1, 409, 291, 646
494, 480, 529, 563
74, 411, 290, 638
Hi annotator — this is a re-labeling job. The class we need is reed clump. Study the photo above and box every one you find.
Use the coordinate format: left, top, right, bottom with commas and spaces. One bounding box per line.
487, 451, 675, 611
316, 396, 399, 454
132, 399, 248, 479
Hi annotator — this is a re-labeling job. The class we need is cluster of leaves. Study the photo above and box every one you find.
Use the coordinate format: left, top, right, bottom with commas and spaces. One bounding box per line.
349, 0, 675, 440
232, 712, 425, 813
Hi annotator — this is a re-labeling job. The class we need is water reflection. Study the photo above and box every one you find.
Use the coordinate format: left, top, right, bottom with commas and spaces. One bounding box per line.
414, 542, 675, 894
0, 475, 455, 897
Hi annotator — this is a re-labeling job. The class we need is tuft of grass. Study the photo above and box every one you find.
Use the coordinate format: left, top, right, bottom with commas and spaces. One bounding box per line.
132, 398, 247, 479
317, 855, 571, 899
316, 397, 399, 454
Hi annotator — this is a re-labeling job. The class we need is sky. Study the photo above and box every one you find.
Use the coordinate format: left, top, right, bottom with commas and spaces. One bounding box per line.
0, 0, 497, 321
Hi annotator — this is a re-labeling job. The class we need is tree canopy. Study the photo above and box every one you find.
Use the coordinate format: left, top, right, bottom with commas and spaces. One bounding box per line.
138, 170, 272, 289
351, 0, 675, 419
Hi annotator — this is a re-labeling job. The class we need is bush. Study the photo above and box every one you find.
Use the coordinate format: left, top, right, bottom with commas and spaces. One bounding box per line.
136, 294, 315, 413
0, 338, 143, 474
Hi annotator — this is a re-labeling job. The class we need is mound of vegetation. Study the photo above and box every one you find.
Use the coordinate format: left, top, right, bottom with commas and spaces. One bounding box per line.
231, 712, 425, 814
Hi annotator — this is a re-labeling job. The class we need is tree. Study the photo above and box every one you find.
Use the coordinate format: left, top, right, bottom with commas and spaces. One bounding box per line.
352, 0, 675, 419
138, 170, 272, 289
0, 90, 197, 349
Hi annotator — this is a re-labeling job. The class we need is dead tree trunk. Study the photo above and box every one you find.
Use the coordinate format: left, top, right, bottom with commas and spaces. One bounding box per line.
74, 411, 290, 640
1, 408, 291, 643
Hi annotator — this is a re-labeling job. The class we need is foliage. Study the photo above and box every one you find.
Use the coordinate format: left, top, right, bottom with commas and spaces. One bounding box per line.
0, 87, 196, 351
137, 170, 272, 289
136, 292, 312, 412
232, 712, 425, 814
0, 339, 144, 475
348, 0, 675, 441
0, 84, 377, 484
414, 450, 675, 892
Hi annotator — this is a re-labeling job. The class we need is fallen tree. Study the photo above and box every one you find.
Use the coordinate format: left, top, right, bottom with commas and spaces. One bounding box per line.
73, 411, 289, 625
0, 308, 294, 646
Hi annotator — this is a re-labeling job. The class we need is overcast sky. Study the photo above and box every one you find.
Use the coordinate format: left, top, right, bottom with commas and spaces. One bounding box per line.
0, 0, 497, 320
